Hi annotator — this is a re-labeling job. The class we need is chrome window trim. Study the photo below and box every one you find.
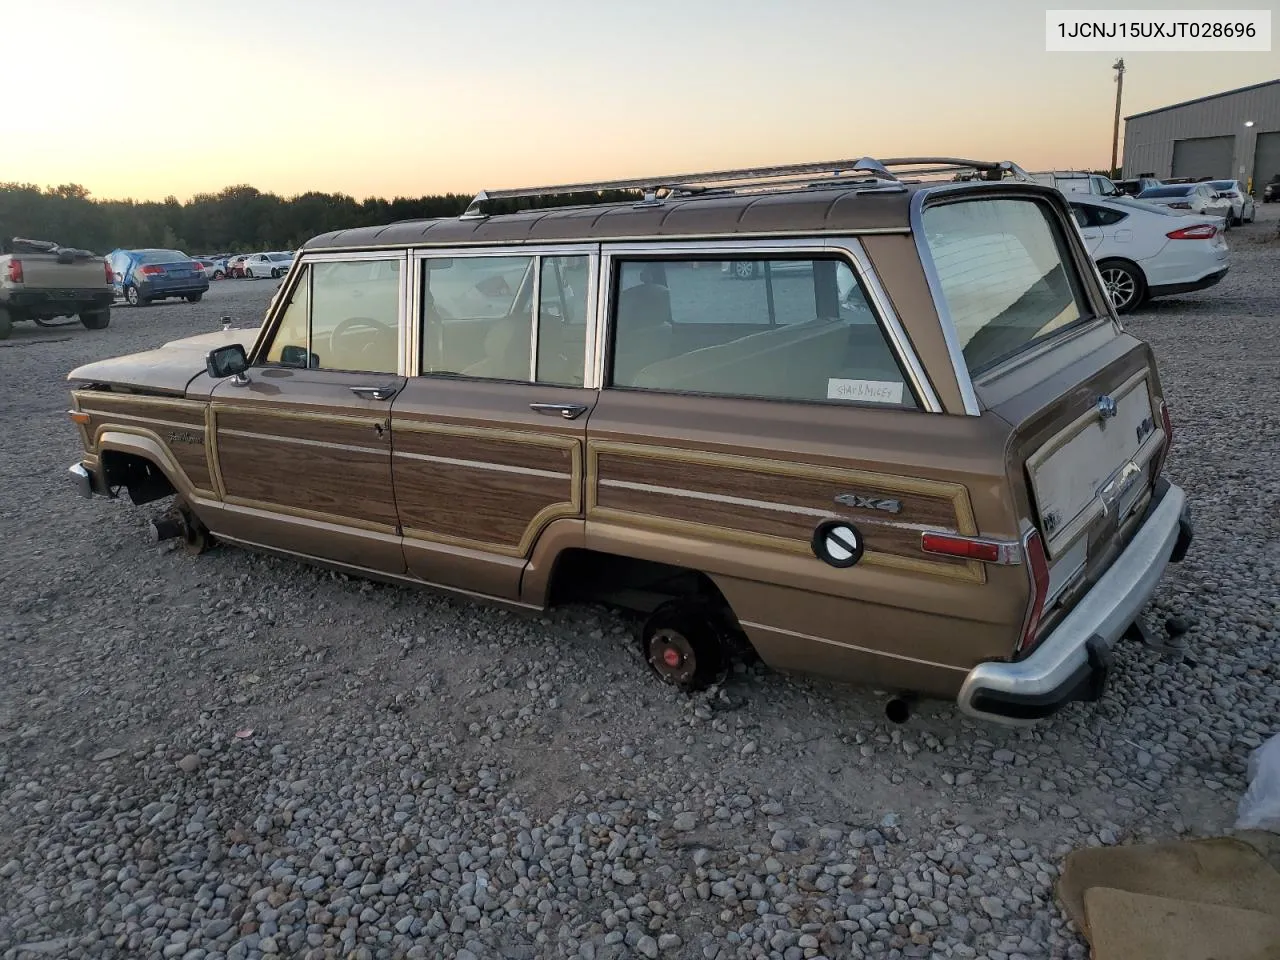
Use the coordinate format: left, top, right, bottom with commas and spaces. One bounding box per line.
528, 257, 542, 381
909, 188, 983, 416
408, 244, 599, 382
911, 184, 1121, 416
249, 250, 409, 376
593, 237, 942, 414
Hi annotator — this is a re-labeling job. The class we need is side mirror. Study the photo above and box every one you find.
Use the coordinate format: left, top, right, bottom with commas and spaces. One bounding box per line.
206, 343, 249, 382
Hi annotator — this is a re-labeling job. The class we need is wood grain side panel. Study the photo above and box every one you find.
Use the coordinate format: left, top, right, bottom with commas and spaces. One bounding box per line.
217, 434, 397, 526
76, 395, 206, 427
216, 408, 387, 448
392, 431, 574, 475
395, 459, 572, 550
594, 452, 962, 530
593, 484, 960, 564
169, 440, 214, 492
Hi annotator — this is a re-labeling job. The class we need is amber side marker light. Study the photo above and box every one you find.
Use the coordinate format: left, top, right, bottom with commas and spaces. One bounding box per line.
69, 411, 91, 425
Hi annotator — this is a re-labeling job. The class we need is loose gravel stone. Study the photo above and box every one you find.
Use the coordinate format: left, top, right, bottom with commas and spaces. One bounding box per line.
0, 225, 1277, 959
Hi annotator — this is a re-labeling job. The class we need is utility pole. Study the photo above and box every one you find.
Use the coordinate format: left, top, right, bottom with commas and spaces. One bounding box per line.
1110, 58, 1126, 179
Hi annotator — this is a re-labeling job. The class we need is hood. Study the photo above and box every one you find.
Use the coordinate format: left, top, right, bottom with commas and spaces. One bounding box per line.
67, 326, 256, 395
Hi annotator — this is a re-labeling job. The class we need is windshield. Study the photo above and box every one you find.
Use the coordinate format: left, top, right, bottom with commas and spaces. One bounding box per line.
923, 198, 1088, 375
268, 253, 292, 261
1139, 186, 1192, 198
1209, 181, 1237, 191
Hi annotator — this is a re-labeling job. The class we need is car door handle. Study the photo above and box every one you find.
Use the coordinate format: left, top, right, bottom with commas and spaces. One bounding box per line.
350, 384, 400, 401
530, 402, 588, 420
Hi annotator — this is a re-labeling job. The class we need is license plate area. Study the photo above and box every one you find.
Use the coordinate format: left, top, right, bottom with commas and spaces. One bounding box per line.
1026, 370, 1164, 560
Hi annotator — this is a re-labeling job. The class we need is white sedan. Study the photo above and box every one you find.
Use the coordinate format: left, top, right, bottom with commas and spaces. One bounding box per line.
1134, 182, 1233, 224
242, 252, 294, 279
1069, 196, 1229, 314
1205, 179, 1256, 225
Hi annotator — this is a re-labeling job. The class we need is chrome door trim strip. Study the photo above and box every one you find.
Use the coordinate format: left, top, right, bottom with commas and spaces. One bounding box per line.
599, 477, 956, 532
393, 450, 570, 481
219, 428, 386, 456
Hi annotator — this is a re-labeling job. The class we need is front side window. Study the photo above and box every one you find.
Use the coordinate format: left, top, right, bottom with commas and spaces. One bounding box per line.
260, 258, 400, 373
609, 256, 916, 409
922, 198, 1090, 375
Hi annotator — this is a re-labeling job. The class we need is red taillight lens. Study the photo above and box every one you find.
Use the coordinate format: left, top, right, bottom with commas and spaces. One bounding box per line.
1016, 530, 1051, 656
7, 258, 23, 283
140, 264, 164, 276
1166, 224, 1217, 240
922, 532, 1001, 563
104, 259, 113, 283
1161, 398, 1173, 448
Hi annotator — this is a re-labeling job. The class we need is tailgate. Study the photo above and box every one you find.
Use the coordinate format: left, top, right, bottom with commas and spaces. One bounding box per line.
18, 253, 108, 289
988, 336, 1168, 614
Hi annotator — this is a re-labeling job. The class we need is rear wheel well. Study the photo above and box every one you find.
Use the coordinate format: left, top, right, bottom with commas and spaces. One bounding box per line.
100, 450, 176, 505
543, 548, 753, 651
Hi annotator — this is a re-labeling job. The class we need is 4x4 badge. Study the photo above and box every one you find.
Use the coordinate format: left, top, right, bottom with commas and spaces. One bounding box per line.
834, 493, 902, 514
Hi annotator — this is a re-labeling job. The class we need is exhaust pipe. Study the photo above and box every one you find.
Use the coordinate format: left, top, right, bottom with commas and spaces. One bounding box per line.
149, 516, 184, 543
885, 696, 914, 724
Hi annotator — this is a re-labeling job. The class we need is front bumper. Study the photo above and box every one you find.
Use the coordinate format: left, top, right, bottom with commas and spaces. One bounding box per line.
957, 479, 1193, 726
69, 462, 97, 499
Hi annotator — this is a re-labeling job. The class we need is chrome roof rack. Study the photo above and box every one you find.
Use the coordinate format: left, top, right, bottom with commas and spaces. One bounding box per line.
460, 156, 1033, 219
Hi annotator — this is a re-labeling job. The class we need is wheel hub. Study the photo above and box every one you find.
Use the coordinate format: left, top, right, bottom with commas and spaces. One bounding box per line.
648, 628, 696, 684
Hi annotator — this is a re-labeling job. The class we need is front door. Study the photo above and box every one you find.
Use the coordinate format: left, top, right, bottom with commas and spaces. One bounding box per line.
208, 253, 408, 573
389, 248, 598, 600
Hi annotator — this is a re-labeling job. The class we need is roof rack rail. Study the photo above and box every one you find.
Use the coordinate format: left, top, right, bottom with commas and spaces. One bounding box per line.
460, 156, 1033, 219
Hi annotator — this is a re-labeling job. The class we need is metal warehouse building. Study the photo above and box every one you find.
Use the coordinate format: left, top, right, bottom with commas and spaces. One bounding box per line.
1122, 78, 1280, 195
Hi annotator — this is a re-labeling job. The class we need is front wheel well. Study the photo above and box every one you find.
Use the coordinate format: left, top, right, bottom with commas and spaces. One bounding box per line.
100, 450, 176, 505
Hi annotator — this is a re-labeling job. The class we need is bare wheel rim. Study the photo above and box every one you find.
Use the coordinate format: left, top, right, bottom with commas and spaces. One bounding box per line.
125, 286, 139, 305
733, 262, 754, 279
1101, 267, 1137, 309
647, 628, 697, 685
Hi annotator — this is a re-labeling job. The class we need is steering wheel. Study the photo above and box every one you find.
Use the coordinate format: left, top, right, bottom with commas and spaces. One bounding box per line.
328, 316, 396, 362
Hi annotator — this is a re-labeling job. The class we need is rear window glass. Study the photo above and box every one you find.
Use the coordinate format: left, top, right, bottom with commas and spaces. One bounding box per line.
1139, 186, 1192, 197
138, 250, 189, 264
922, 198, 1089, 375
1110, 197, 1183, 216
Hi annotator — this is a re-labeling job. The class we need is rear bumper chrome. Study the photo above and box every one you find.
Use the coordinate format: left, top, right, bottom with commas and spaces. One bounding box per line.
957, 479, 1192, 726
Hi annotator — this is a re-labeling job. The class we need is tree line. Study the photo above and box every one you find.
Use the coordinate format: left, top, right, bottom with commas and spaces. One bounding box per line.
0, 183, 644, 256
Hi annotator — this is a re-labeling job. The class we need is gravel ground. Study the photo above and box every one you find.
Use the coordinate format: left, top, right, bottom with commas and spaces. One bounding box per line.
1, 216, 1277, 960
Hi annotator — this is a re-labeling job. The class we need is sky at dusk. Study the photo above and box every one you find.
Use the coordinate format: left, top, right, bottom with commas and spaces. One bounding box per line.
7, 0, 1279, 202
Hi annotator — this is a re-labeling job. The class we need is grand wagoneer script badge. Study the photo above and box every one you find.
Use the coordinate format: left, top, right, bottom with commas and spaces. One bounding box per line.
167, 431, 203, 446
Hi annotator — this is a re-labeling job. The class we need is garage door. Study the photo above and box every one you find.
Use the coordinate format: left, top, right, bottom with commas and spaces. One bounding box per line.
1253, 131, 1280, 196
1172, 136, 1235, 180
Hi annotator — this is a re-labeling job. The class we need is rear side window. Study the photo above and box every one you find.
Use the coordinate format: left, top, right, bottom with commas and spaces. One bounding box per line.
609, 256, 917, 409
922, 198, 1090, 375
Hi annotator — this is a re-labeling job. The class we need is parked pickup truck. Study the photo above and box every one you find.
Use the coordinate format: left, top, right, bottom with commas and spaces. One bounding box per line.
0, 237, 114, 340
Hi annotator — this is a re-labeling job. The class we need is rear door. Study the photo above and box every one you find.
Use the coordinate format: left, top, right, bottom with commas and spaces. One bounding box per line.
920, 191, 1168, 635
388, 246, 598, 600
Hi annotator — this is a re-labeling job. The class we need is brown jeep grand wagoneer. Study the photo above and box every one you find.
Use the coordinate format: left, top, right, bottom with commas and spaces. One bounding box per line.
66, 157, 1194, 726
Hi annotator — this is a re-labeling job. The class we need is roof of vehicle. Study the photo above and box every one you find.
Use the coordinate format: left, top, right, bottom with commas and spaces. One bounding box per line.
302, 156, 1053, 252
1140, 185, 1195, 196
